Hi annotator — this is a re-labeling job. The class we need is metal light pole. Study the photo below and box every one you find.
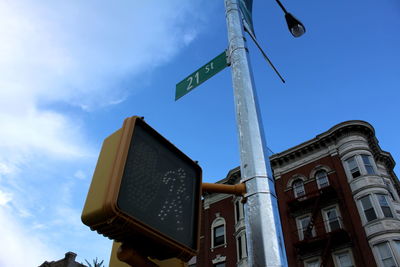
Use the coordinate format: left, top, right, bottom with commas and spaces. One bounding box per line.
224, 0, 288, 266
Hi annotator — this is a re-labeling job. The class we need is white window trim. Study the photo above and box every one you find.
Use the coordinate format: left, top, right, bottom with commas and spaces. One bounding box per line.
236, 231, 247, 262
234, 197, 244, 224
322, 205, 343, 233
343, 153, 378, 181
383, 178, 399, 202
212, 254, 226, 264
332, 248, 356, 267
376, 193, 395, 219
293, 179, 306, 198
372, 241, 399, 267
316, 170, 330, 189
309, 165, 332, 180
357, 194, 378, 224
357, 193, 395, 225
211, 217, 226, 249
287, 175, 307, 190
303, 256, 321, 267
393, 240, 400, 265
296, 214, 315, 241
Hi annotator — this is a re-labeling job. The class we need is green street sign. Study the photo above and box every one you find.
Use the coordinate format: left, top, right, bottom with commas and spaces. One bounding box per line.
175, 51, 228, 101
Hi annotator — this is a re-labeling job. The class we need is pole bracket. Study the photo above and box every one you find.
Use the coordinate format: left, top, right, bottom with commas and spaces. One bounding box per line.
202, 182, 246, 196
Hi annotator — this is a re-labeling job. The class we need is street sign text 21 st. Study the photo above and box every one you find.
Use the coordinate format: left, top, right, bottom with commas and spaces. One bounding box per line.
175, 51, 228, 100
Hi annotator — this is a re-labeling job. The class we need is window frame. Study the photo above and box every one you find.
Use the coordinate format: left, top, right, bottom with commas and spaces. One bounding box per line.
322, 205, 342, 233
359, 194, 378, 223
316, 170, 330, 189
344, 153, 377, 180
213, 225, 225, 247
394, 240, 400, 264
374, 242, 398, 267
376, 194, 394, 218
236, 232, 247, 261
296, 214, 315, 241
292, 179, 306, 198
346, 155, 361, 179
362, 154, 376, 175
234, 198, 244, 224
332, 249, 355, 267
304, 257, 321, 267
383, 179, 398, 201
211, 218, 226, 248
358, 192, 397, 225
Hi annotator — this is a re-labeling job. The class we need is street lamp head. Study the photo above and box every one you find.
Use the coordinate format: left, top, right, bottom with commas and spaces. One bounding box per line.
285, 13, 306, 37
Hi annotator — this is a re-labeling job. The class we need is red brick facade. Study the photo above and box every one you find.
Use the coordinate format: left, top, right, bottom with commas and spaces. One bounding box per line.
197, 196, 238, 267
274, 155, 376, 266
196, 121, 400, 267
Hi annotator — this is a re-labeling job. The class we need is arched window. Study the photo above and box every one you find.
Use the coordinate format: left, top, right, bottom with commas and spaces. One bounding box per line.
316, 170, 329, 188
211, 217, 226, 248
292, 179, 305, 198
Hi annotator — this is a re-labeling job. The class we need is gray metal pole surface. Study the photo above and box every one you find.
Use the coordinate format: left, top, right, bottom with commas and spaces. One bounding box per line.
224, 0, 288, 266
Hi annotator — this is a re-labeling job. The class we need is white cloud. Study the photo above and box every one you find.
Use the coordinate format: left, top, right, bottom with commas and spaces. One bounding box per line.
0, 0, 208, 265
0, 206, 60, 267
0, 163, 14, 176
0, 0, 203, 110
0, 190, 12, 206
0, 0, 204, 165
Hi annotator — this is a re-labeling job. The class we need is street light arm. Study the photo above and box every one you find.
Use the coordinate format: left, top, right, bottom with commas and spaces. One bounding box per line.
275, 0, 289, 14
243, 22, 286, 83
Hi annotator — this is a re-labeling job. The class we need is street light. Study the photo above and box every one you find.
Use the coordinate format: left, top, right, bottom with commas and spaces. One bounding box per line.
275, 0, 306, 37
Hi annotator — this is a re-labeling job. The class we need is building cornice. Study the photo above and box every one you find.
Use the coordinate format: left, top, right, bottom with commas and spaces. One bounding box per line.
270, 120, 395, 171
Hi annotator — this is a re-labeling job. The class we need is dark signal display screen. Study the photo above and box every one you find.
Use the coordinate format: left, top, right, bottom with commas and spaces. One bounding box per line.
117, 121, 200, 249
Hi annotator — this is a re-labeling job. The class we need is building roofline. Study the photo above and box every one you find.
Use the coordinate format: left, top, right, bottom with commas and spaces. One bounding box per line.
270, 120, 395, 170
213, 120, 396, 184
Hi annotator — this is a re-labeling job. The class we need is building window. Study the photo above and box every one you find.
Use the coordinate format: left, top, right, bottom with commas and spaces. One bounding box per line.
293, 179, 305, 198
236, 232, 247, 261
346, 156, 361, 178
304, 258, 321, 267
211, 218, 226, 248
384, 179, 398, 201
334, 250, 355, 267
359, 195, 378, 222
316, 170, 329, 188
362, 154, 376, 175
235, 198, 244, 223
296, 215, 315, 240
323, 206, 342, 232
374, 242, 397, 267
377, 194, 394, 218
214, 225, 225, 246
394, 241, 400, 260
237, 235, 243, 260
344, 154, 377, 179
395, 240, 400, 252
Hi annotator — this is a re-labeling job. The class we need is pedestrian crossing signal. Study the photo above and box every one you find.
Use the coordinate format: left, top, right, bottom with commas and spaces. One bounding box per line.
81, 116, 202, 261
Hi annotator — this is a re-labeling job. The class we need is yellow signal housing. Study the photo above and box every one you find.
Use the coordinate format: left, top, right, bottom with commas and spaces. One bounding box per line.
82, 116, 202, 261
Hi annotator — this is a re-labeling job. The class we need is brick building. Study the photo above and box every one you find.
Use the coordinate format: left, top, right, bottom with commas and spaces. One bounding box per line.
195, 120, 400, 267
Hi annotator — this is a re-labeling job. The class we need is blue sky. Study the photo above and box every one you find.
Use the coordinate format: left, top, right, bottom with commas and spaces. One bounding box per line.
0, 0, 399, 266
